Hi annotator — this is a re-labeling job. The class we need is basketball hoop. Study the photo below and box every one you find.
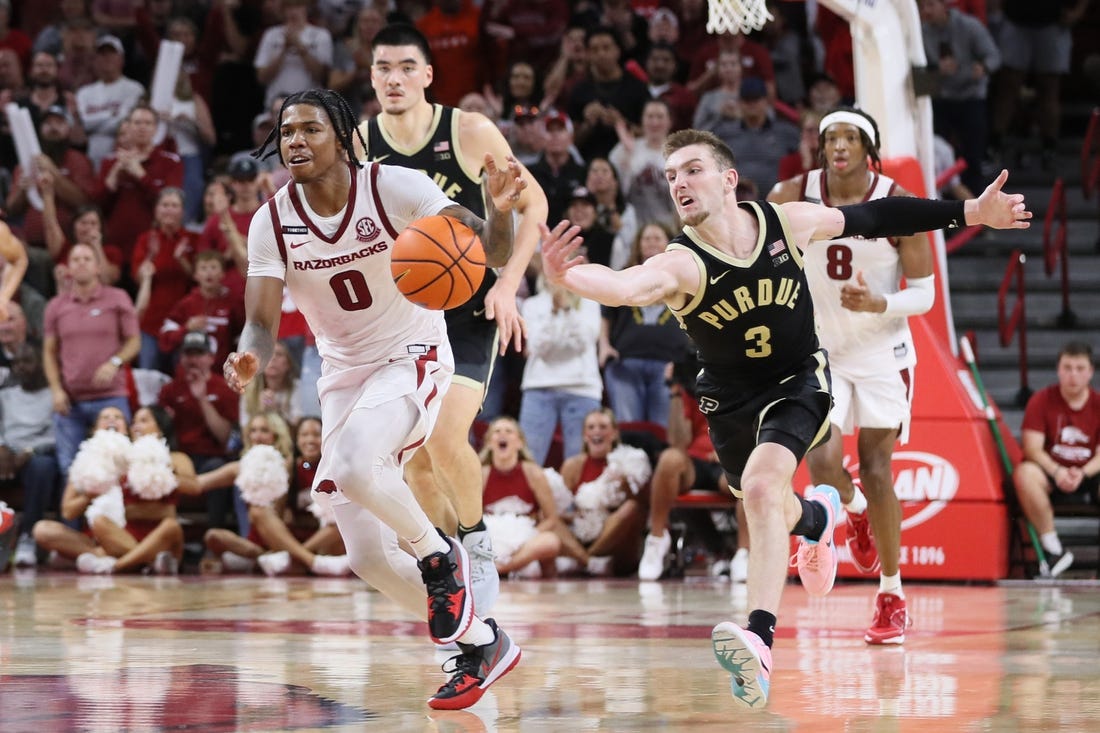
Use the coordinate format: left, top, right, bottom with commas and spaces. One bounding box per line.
707, 0, 774, 34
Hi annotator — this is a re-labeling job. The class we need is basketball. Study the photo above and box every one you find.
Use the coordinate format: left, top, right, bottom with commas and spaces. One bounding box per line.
391, 215, 486, 310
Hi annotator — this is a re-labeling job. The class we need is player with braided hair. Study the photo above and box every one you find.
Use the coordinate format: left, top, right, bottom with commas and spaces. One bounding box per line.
769, 107, 933, 644
227, 88, 527, 710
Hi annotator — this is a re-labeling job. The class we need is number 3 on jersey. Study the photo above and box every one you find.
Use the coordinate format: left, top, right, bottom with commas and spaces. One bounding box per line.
826, 243, 853, 280
744, 325, 772, 358
330, 270, 373, 311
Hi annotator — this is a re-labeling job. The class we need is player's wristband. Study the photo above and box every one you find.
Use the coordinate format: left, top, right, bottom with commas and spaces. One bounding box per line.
882, 275, 935, 317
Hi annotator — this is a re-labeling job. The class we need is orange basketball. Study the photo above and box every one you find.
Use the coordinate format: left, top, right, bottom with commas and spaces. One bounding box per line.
391, 215, 486, 310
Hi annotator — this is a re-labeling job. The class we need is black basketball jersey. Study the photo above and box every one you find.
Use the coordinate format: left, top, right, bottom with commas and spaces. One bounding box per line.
361, 104, 496, 318
668, 200, 819, 389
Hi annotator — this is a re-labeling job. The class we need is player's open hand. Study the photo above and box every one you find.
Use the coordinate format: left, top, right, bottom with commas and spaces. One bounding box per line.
972, 169, 1031, 229
484, 280, 527, 354
538, 220, 586, 285
839, 271, 883, 313
484, 153, 526, 212
224, 351, 259, 393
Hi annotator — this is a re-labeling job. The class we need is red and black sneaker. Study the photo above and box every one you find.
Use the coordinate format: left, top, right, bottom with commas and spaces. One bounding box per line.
845, 509, 880, 574
419, 529, 475, 645
0, 501, 17, 571
428, 619, 521, 710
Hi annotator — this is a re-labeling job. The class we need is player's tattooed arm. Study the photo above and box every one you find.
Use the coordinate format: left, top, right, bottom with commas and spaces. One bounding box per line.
439, 202, 515, 269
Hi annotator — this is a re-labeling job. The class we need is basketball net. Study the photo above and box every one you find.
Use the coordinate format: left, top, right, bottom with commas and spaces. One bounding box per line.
707, 0, 774, 34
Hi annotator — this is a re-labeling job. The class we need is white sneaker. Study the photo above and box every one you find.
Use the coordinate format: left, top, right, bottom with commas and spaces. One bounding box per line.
461, 529, 500, 615
76, 552, 116, 575
310, 553, 350, 576
258, 550, 291, 577
638, 531, 671, 581
13, 534, 37, 567
586, 555, 613, 577
153, 550, 179, 576
221, 551, 257, 573
730, 548, 749, 583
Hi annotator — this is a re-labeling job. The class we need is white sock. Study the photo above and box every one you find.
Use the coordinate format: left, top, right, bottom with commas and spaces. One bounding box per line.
844, 488, 868, 515
879, 572, 903, 597
409, 527, 449, 560
458, 617, 495, 647
1040, 531, 1063, 556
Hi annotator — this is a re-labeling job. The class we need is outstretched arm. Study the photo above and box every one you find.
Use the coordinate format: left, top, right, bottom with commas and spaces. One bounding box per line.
539, 221, 695, 308
225, 276, 283, 393
783, 169, 1031, 247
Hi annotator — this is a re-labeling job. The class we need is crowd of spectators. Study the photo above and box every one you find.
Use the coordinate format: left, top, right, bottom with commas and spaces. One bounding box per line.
0, 0, 1093, 576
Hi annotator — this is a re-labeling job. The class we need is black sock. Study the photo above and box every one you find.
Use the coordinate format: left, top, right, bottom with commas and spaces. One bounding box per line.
790, 495, 827, 541
457, 519, 486, 539
748, 610, 777, 648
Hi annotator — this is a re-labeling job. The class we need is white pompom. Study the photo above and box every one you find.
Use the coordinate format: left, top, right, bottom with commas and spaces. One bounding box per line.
237, 445, 289, 507
69, 429, 133, 496
543, 467, 575, 515
485, 495, 534, 517
483, 512, 537, 562
85, 485, 126, 528
126, 435, 178, 501
571, 509, 607, 545
307, 500, 336, 527
606, 444, 652, 495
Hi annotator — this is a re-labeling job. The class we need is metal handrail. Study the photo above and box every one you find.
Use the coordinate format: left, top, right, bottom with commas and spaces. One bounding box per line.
997, 249, 1031, 406
1041, 178, 1076, 328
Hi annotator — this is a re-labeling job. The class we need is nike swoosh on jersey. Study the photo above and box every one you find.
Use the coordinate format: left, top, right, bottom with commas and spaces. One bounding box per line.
473, 308, 487, 318
289, 240, 313, 249
371, 154, 390, 163
709, 271, 730, 285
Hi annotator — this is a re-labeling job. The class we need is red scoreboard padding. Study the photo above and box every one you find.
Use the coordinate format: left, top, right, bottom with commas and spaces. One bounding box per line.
789, 316, 1017, 580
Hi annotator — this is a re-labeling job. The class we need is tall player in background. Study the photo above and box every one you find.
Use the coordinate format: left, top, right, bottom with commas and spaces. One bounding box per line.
769, 108, 934, 644
358, 23, 548, 614
225, 89, 525, 710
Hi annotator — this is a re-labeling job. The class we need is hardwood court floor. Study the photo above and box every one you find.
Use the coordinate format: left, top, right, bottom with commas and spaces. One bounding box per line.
2, 573, 1099, 732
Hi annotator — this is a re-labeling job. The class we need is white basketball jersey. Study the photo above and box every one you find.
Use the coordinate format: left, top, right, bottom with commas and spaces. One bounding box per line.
800, 169, 915, 368
247, 163, 452, 371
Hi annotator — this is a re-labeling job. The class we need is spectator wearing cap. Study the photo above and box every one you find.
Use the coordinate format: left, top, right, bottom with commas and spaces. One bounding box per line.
647, 8, 680, 47
74, 34, 144, 170
566, 26, 651, 162
96, 103, 185, 269
157, 328, 240, 531
529, 109, 587, 225
43, 242, 140, 477
565, 185, 615, 268
131, 187, 195, 374
507, 104, 545, 168
158, 249, 243, 371
196, 153, 265, 301
711, 77, 798, 195
642, 43, 695, 132
254, 0, 333, 109
6, 104, 96, 293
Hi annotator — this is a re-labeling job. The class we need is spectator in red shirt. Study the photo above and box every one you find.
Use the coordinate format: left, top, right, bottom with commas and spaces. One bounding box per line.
196, 154, 264, 300
1014, 341, 1100, 578
42, 242, 140, 477
96, 103, 185, 270
131, 188, 195, 374
416, 0, 484, 108
7, 105, 95, 294
158, 250, 244, 370
158, 329, 239, 531
687, 30, 776, 102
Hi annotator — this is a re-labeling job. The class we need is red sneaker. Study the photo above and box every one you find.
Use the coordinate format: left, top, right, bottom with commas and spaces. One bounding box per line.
845, 510, 880, 574
429, 619, 521, 710
865, 592, 911, 645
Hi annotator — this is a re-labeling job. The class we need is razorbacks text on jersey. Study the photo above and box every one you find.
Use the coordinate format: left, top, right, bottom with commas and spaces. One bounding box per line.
800, 169, 915, 366
668, 201, 820, 389
246, 162, 452, 371
359, 104, 496, 321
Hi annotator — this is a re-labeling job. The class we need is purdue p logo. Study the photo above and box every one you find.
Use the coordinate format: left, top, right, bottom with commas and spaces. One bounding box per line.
698, 396, 720, 414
